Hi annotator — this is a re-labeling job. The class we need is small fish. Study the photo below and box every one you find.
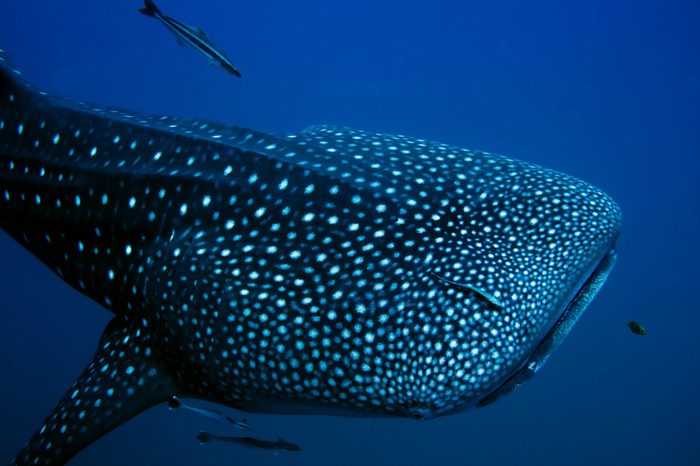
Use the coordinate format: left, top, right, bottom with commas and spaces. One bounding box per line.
168, 396, 251, 429
139, 0, 242, 77
429, 271, 504, 308
196, 431, 301, 453
627, 321, 647, 336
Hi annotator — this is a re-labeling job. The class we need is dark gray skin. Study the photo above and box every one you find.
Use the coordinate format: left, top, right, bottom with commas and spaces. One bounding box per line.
197, 432, 301, 452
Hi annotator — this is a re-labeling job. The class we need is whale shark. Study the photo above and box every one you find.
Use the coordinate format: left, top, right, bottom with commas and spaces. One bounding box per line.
0, 47, 621, 465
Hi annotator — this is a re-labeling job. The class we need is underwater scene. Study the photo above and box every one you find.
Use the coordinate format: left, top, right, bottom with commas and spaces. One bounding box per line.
0, 1, 698, 465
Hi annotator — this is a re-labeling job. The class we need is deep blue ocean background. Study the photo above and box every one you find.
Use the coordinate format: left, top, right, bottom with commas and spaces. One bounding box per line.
0, 1, 698, 465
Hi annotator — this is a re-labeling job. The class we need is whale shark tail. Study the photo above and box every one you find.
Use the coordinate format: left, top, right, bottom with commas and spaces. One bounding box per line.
138, 0, 162, 17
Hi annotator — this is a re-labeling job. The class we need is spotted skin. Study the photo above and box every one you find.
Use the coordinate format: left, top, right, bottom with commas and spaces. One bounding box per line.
0, 47, 621, 465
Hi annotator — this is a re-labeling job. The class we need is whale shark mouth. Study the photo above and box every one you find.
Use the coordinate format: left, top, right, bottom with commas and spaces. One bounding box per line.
475, 247, 618, 408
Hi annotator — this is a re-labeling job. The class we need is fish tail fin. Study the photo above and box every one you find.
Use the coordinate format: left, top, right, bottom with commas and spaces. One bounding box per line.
138, 0, 161, 17
11, 318, 179, 465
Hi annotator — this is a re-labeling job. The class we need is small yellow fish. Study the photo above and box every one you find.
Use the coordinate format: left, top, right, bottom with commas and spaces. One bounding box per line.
627, 321, 647, 336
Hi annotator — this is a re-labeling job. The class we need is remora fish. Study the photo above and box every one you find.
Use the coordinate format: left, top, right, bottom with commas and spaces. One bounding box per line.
196, 431, 301, 452
139, 0, 242, 78
0, 47, 621, 465
169, 396, 252, 429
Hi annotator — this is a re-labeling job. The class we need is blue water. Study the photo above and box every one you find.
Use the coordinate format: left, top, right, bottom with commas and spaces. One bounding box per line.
0, 1, 698, 465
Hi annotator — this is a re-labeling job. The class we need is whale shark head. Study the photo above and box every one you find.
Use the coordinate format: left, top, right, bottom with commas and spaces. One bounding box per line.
0, 46, 621, 464
279, 126, 622, 418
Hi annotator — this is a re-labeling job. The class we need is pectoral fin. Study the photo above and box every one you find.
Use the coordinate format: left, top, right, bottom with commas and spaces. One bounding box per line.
11, 318, 178, 465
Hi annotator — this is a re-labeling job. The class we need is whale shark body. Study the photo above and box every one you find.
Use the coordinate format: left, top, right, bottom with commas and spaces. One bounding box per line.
0, 47, 621, 465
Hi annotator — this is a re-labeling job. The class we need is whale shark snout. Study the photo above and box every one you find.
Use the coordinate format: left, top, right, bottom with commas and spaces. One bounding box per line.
477, 178, 619, 408
393, 156, 622, 417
